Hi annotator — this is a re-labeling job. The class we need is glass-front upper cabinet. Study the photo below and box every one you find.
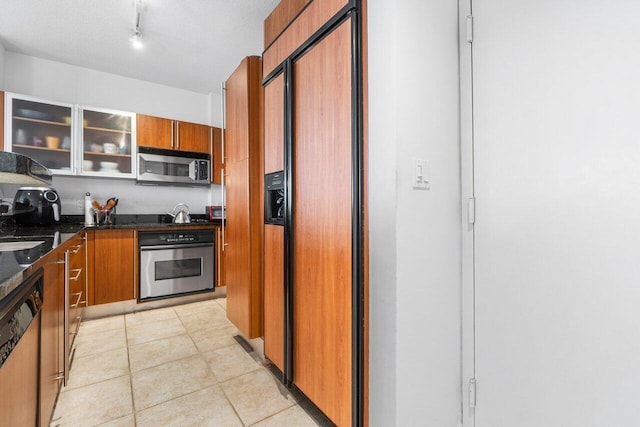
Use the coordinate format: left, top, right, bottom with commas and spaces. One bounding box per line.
5, 94, 75, 175
80, 107, 136, 178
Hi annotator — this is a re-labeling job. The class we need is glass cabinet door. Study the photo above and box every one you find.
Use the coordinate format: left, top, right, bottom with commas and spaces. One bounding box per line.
7, 95, 74, 174
80, 107, 136, 178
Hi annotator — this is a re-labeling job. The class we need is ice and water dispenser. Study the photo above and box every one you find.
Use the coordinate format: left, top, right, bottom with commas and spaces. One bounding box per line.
264, 171, 285, 225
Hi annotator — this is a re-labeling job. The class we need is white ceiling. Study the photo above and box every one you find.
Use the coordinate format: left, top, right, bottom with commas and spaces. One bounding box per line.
0, 0, 279, 94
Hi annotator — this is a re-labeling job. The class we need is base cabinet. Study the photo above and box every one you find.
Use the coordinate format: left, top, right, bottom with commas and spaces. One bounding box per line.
39, 248, 65, 426
92, 229, 136, 305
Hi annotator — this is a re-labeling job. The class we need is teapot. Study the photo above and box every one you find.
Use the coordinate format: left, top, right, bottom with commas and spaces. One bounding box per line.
169, 203, 191, 224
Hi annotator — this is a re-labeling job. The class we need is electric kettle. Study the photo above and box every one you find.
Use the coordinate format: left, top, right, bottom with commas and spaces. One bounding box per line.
13, 187, 61, 226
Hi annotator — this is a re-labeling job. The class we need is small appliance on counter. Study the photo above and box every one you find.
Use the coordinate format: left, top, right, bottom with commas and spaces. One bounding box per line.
206, 205, 225, 221
12, 187, 61, 226
168, 203, 191, 224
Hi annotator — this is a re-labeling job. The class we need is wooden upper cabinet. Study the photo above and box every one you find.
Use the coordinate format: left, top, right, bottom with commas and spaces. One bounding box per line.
176, 121, 210, 154
1, 91, 4, 151
137, 113, 211, 155
137, 114, 173, 149
212, 127, 223, 184
225, 56, 263, 163
264, 0, 312, 48
263, 0, 349, 77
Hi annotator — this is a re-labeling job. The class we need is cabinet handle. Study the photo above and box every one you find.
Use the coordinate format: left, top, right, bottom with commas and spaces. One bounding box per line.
71, 291, 82, 308
221, 168, 226, 251
69, 268, 82, 281
63, 250, 70, 386
70, 244, 82, 254
176, 121, 180, 149
221, 81, 226, 164
170, 120, 174, 148
84, 233, 89, 307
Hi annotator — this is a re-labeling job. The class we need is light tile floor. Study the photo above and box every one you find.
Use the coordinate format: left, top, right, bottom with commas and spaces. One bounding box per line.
52, 298, 320, 427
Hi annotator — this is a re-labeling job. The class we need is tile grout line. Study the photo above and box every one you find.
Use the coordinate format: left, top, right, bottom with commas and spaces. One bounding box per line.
144, 302, 248, 426
124, 310, 139, 427
66, 299, 317, 426
185, 298, 248, 427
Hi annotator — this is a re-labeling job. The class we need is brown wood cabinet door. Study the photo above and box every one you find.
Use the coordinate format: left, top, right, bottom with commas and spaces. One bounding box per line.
93, 229, 135, 305
264, 224, 285, 371
137, 114, 173, 149
225, 57, 262, 163
176, 121, 210, 154
224, 55, 264, 339
212, 127, 223, 184
292, 19, 353, 427
264, 74, 285, 173
224, 158, 251, 332
40, 251, 65, 426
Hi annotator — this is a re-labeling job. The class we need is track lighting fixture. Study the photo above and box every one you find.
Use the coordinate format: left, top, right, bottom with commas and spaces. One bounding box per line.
129, 0, 145, 49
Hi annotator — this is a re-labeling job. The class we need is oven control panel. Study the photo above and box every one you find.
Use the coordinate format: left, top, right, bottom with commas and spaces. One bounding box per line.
138, 230, 215, 246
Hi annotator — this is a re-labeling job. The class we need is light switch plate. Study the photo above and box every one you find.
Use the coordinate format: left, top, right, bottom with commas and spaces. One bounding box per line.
412, 158, 430, 190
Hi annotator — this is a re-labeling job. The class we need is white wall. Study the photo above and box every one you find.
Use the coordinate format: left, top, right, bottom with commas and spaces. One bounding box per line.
0, 42, 5, 89
4, 52, 217, 124
368, 0, 461, 425
3, 52, 224, 214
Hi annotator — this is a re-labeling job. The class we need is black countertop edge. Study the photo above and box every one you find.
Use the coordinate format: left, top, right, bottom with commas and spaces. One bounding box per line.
1, 215, 222, 303
59, 214, 221, 227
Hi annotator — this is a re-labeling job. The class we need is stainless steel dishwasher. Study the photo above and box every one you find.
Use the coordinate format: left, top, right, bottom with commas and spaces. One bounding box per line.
0, 269, 43, 426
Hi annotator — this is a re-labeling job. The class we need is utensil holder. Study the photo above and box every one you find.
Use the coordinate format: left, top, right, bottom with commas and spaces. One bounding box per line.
97, 206, 116, 225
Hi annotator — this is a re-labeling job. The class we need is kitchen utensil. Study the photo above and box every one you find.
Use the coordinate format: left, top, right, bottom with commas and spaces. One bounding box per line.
105, 197, 118, 210
16, 129, 27, 145
168, 203, 191, 224
99, 161, 119, 170
17, 108, 48, 120
45, 136, 60, 149
90, 143, 103, 153
103, 143, 118, 154
83, 160, 93, 171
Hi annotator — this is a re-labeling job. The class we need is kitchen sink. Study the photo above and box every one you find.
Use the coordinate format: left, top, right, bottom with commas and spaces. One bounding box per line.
0, 241, 45, 252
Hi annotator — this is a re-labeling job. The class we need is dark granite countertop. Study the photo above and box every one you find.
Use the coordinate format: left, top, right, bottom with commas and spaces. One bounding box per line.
0, 214, 222, 306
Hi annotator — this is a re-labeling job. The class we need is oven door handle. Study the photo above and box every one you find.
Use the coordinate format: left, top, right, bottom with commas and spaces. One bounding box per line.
140, 243, 214, 251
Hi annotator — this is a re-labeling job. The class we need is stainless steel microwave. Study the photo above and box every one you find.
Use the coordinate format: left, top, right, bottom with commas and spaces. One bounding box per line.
137, 147, 210, 186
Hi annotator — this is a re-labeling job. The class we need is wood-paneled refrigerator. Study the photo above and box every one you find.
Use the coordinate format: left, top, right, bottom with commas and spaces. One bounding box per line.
262, 0, 367, 425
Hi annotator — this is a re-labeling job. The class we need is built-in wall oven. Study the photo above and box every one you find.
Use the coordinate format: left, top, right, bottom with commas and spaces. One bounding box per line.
139, 229, 215, 301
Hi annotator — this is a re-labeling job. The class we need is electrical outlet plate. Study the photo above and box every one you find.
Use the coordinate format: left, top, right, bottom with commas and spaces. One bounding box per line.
412, 158, 430, 190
